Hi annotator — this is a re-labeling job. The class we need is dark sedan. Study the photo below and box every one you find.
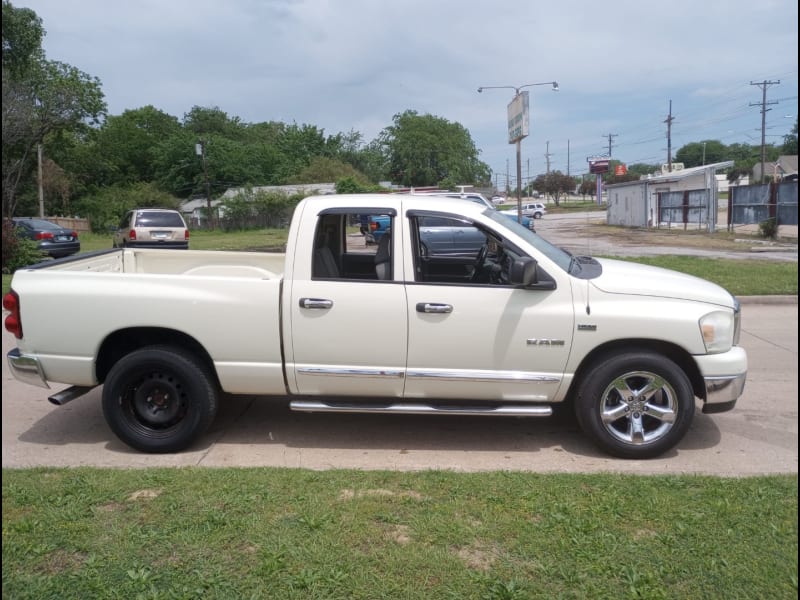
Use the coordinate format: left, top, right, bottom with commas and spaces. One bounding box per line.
13, 218, 81, 258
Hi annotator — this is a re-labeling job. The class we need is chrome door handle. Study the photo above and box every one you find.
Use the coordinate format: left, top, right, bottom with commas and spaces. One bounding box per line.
300, 298, 333, 309
416, 302, 453, 314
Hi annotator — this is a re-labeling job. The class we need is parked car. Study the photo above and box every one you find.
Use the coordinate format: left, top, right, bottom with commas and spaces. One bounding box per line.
12, 217, 81, 258
501, 202, 548, 219
410, 192, 536, 230
113, 209, 189, 249
361, 214, 391, 245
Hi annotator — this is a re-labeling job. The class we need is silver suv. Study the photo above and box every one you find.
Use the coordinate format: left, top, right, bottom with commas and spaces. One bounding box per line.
113, 209, 189, 249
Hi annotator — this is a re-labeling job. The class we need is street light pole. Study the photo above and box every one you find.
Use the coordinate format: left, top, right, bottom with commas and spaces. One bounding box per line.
478, 81, 558, 224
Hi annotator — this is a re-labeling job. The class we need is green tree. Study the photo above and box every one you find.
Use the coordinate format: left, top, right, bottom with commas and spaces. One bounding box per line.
2, 1, 105, 218
288, 156, 369, 185
781, 119, 797, 155
183, 105, 245, 139
626, 162, 660, 177
675, 140, 726, 167
379, 110, 490, 187
2, 1, 44, 77
532, 171, 574, 206
275, 123, 337, 181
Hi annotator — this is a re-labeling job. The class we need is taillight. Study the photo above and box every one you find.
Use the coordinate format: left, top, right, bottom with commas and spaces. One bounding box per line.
129, 229, 137, 240
35, 232, 54, 240
3, 291, 22, 339
184, 229, 189, 240
71, 230, 79, 239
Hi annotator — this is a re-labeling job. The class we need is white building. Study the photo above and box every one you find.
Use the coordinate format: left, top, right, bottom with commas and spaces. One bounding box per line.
605, 161, 733, 231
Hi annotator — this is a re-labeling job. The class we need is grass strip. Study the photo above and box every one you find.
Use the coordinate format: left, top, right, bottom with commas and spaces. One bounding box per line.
3, 468, 797, 599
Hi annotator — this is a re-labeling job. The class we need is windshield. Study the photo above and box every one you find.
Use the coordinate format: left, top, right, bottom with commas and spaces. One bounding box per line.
485, 210, 573, 272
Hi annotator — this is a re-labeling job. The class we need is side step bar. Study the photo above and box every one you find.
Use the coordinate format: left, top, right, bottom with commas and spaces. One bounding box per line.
290, 400, 552, 417
48, 385, 97, 406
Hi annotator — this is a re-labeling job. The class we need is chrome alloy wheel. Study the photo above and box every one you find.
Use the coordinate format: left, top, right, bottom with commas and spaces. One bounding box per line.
599, 371, 677, 446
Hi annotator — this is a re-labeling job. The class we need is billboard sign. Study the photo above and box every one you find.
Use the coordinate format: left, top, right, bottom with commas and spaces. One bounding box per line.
507, 91, 529, 143
615, 164, 627, 176
589, 159, 610, 174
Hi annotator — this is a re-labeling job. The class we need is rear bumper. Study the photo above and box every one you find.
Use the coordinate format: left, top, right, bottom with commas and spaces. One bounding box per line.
126, 241, 188, 249
7, 348, 50, 389
41, 241, 81, 257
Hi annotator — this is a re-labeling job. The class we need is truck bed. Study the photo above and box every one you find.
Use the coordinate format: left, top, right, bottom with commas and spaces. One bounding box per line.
41, 248, 286, 278
10, 248, 288, 395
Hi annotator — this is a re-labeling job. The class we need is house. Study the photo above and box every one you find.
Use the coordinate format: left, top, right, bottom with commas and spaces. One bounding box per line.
752, 155, 798, 183
605, 161, 733, 231
179, 197, 224, 227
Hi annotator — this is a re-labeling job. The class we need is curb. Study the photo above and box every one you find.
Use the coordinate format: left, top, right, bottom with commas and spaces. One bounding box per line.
737, 295, 798, 305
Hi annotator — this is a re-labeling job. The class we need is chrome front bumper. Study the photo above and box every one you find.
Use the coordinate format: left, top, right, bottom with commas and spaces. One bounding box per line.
702, 372, 746, 414
7, 348, 50, 389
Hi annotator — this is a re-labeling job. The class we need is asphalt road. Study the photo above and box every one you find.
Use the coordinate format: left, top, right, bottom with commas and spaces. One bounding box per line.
3, 300, 797, 475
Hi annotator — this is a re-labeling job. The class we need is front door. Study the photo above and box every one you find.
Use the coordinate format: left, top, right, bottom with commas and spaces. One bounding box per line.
287, 210, 407, 398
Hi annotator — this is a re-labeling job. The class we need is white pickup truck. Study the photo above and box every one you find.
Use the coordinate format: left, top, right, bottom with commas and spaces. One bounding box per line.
4, 194, 747, 459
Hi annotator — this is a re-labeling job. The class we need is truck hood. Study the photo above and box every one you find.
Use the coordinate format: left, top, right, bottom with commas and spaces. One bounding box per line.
591, 257, 736, 308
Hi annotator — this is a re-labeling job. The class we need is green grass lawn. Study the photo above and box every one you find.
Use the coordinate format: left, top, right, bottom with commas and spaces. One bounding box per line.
2, 468, 796, 599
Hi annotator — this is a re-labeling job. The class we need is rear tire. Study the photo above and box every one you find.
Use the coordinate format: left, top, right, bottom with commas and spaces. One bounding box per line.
102, 346, 218, 453
574, 351, 694, 459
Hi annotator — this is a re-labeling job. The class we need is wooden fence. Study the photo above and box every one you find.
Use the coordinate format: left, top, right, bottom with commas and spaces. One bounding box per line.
45, 217, 91, 233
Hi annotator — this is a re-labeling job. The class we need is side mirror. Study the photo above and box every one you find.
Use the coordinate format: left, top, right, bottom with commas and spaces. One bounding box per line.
510, 257, 538, 286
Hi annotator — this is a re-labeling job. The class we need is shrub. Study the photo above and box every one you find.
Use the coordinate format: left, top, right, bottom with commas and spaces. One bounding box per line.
73, 182, 182, 233
1, 220, 46, 273
335, 176, 388, 194
758, 217, 778, 240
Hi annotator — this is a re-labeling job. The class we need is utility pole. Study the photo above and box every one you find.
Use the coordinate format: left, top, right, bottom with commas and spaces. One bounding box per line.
37, 143, 45, 217
567, 139, 570, 177
664, 100, 674, 172
545, 141, 552, 174
526, 158, 530, 196
750, 79, 780, 184
602, 133, 617, 157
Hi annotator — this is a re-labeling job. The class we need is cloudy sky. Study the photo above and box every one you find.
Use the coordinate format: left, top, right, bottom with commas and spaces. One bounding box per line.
18, 0, 799, 183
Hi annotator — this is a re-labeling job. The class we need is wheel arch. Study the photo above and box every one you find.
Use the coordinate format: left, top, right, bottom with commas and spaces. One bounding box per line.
96, 327, 218, 387
566, 338, 705, 403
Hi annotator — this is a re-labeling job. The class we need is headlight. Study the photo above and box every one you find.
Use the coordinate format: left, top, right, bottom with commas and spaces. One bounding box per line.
699, 310, 735, 354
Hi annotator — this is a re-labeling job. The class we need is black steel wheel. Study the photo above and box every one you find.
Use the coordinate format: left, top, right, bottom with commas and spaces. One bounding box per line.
575, 351, 694, 459
102, 346, 218, 453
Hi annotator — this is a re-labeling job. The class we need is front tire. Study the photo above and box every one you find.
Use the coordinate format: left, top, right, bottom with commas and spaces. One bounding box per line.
574, 351, 694, 459
102, 346, 218, 453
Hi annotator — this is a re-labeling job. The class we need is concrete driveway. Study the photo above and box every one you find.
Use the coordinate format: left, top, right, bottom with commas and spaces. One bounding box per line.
3, 300, 796, 475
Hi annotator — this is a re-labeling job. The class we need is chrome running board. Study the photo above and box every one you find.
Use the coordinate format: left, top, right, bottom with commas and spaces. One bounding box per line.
289, 400, 552, 417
